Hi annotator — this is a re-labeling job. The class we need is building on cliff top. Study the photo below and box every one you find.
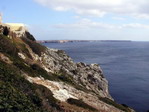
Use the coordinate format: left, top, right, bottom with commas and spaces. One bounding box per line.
5, 23, 27, 38
5, 23, 27, 31
0, 14, 27, 38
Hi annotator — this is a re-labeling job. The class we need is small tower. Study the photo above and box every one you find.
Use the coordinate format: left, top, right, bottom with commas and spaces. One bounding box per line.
0, 13, 2, 24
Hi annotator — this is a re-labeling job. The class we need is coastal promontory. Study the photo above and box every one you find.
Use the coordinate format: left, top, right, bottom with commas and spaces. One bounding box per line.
0, 23, 134, 112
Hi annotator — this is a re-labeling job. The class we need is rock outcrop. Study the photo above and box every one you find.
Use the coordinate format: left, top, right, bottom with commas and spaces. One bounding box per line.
40, 49, 112, 99
0, 25, 135, 112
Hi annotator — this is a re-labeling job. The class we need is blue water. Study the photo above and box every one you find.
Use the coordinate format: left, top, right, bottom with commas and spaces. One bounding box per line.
43, 42, 149, 112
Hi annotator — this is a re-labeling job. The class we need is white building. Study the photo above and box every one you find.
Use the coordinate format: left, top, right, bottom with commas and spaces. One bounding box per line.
0, 14, 27, 37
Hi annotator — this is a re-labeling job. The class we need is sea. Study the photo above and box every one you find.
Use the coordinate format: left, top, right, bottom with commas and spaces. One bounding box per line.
43, 41, 149, 112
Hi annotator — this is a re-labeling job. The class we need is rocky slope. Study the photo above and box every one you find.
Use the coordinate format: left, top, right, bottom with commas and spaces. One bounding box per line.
0, 24, 134, 112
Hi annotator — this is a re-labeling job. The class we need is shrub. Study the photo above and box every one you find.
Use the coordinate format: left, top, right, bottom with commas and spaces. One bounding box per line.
0, 34, 18, 56
17, 42, 33, 59
22, 37, 46, 56
3, 26, 9, 36
0, 61, 61, 112
25, 31, 36, 41
0, 61, 42, 112
30, 64, 59, 81
99, 97, 131, 112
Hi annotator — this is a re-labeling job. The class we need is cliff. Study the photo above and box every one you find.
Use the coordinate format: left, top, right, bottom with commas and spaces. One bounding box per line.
0, 25, 134, 112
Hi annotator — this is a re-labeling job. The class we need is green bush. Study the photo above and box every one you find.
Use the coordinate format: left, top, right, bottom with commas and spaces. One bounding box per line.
0, 61, 42, 112
22, 37, 46, 56
0, 81, 41, 112
3, 27, 9, 36
30, 64, 58, 81
0, 61, 61, 112
35, 85, 60, 109
0, 34, 32, 59
17, 42, 32, 59
25, 31, 36, 41
99, 97, 131, 112
0, 34, 18, 57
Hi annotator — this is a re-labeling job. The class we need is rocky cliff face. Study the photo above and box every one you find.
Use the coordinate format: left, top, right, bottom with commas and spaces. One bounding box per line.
40, 49, 111, 99
0, 25, 134, 112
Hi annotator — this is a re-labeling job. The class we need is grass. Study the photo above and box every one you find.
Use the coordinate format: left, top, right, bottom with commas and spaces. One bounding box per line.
0, 81, 42, 112
0, 61, 42, 112
67, 98, 97, 111
99, 97, 131, 112
22, 37, 46, 56
14, 41, 33, 59
0, 34, 18, 57
12, 56, 60, 81
0, 33, 46, 57
0, 60, 61, 112
0, 34, 30, 59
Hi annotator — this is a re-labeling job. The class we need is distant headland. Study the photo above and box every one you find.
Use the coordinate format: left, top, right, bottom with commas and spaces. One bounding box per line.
37, 40, 132, 43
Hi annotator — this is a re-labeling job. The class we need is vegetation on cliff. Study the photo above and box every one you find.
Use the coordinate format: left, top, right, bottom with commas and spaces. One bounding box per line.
0, 60, 61, 112
0, 34, 62, 111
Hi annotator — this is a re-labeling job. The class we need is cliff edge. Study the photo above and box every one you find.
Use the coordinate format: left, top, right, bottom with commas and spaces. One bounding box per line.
0, 24, 134, 112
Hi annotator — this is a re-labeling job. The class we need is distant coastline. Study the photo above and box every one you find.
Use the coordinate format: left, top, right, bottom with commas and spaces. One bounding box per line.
37, 40, 132, 43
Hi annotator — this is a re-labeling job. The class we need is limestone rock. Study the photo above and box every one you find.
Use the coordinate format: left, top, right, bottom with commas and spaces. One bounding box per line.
40, 48, 112, 99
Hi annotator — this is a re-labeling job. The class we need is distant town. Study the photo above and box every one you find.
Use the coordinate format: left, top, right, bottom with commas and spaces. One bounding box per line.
37, 40, 132, 43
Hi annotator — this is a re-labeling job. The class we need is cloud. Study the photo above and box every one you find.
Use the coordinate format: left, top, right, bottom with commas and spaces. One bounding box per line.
112, 17, 126, 20
133, 14, 149, 19
53, 18, 149, 29
53, 18, 118, 29
34, 0, 149, 18
122, 23, 149, 29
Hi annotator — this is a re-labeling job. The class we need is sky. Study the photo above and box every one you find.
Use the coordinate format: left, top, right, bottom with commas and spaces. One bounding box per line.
1, 0, 149, 41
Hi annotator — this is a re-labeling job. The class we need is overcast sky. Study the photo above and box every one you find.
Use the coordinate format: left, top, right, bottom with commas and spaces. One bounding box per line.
1, 0, 149, 40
